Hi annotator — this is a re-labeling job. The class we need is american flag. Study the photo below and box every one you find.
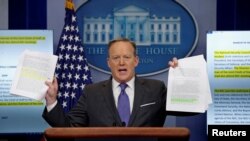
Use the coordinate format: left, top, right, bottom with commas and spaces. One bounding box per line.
55, 0, 92, 113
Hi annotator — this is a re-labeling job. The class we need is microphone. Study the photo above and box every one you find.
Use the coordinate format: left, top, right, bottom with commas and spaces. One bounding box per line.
121, 122, 126, 127
112, 122, 117, 127
112, 122, 126, 127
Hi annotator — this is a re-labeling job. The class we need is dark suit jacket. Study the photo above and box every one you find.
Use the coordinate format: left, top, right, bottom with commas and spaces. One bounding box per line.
43, 77, 167, 127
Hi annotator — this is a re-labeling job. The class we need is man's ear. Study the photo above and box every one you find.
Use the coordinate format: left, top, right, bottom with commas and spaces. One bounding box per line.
134, 56, 139, 67
107, 58, 111, 68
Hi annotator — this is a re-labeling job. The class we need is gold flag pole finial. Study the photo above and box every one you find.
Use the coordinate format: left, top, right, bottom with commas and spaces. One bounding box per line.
65, 0, 74, 10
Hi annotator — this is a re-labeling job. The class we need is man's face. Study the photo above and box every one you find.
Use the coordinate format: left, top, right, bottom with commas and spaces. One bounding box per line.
107, 41, 139, 83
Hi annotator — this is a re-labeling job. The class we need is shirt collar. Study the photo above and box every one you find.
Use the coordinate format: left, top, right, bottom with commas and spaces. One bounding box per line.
112, 77, 135, 89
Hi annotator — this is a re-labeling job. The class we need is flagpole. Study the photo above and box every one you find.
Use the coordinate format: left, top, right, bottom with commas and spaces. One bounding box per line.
65, 0, 74, 10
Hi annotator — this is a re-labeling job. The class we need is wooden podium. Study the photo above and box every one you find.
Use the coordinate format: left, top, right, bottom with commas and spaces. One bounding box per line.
44, 127, 190, 141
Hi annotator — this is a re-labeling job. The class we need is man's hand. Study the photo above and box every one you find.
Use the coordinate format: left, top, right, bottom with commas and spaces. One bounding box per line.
168, 57, 178, 68
45, 77, 58, 106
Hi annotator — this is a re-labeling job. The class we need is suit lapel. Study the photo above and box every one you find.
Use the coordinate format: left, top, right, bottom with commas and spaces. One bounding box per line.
128, 78, 145, 126
101, 79, 121, 123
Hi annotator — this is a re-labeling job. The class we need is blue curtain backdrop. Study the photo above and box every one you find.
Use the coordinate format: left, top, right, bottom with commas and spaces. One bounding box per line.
9, 0, 46, 29
6, 0, 250, 141
9, 0, 250, 30
217, 0, 250, 30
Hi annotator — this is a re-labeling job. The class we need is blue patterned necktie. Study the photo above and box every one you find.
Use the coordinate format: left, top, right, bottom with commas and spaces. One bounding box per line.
118, 83, 130, 126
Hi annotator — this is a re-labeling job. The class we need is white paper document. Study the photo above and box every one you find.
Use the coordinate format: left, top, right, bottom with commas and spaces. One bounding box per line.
10, 50, 58, 101
166, 55, 212, 113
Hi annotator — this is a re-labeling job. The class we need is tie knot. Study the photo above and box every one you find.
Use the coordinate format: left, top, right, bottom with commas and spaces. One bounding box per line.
119, 83, 127, 91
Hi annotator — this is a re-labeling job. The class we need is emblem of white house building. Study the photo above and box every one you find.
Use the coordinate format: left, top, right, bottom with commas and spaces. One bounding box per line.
76, 0, 198, 76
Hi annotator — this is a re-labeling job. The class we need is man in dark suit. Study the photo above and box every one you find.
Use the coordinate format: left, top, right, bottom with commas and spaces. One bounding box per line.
43, 38, 178, 127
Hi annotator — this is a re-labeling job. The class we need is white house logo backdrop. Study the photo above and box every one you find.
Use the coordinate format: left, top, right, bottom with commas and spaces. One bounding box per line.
76, 0, 198, 76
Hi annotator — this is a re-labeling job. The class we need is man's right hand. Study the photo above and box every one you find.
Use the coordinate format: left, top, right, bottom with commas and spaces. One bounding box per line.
168, 57, 178, 68
45, 77, 58, 106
